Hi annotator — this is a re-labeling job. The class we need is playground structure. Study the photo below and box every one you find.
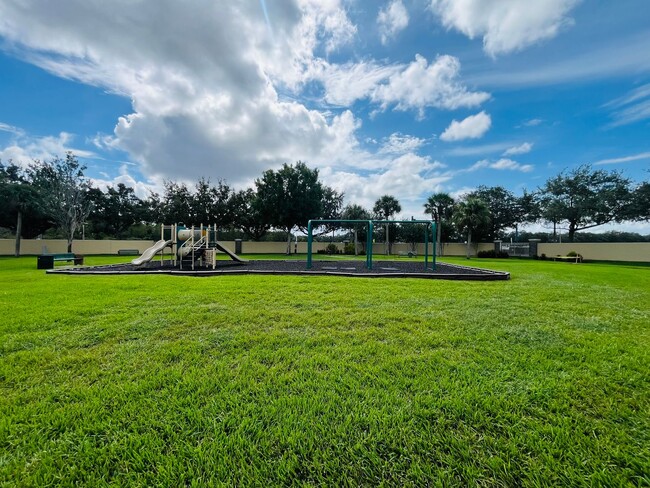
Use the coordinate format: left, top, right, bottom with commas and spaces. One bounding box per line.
132, 224, 247, 270
306, 219, 437, 271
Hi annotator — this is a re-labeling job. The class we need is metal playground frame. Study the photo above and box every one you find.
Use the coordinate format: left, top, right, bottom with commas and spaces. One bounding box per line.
306, 219, 437, 271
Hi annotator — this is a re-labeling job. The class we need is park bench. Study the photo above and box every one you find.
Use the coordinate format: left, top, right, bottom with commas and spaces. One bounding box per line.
37, 253, 84, 269
118, 249, 140, 256
552, 255, 582, 263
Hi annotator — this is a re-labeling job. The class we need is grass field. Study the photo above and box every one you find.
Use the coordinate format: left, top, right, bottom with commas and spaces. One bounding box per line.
1, 255, 649, 486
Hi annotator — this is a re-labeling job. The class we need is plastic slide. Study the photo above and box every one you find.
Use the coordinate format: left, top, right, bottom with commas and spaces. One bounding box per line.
215, 242, 248, 263
131, 239, 173, 266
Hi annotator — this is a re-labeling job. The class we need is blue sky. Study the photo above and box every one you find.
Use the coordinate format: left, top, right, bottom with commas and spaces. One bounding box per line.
0, 0, 649, 231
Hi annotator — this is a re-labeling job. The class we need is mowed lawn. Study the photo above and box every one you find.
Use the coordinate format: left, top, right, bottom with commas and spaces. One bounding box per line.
1, 256, 648, 486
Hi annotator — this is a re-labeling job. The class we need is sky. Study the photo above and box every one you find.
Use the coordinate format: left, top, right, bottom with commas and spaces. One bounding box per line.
0, 0, 649, 232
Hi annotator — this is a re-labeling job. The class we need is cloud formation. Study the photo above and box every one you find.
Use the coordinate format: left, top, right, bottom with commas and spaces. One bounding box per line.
503, 142, 533, 156
470, 158, 533, 172
377, 0, 409, 45
440, 111, 491, 141
430, 0, 579, 56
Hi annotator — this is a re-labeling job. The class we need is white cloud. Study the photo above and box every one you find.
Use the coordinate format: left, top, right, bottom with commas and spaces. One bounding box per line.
317, 61, 402, 107
490, 158, 533, 172
371, 55, 490, 116
523, 118, 543, 127
0, 0, 364, 186
430, 0, 580, 56
503, 142, 533, 156
594, 152, 650, 166
0, 130, 96, 166
322, 153, 451, 217
379, 133, 428, 155
315, 54, 489, 115
606, 84, 650, 127
440, 111, 491, 141
90, 164, 161, 200
377, 0, 409, 45
467, 158, 533, 172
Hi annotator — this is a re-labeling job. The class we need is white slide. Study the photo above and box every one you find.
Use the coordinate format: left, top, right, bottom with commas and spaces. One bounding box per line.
131, 239, 173, 266
215, 242, 248, 263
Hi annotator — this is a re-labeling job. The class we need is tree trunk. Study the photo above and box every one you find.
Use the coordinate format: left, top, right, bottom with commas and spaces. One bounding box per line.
67, 238, 73, 253
436, 219, 442, 256
568, 222, 576, 242
466, 230, 472, 259
14, 210, 22, 257
354, 229, 358, 255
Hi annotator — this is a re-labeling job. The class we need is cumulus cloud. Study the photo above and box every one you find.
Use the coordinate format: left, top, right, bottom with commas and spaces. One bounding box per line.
377, 0, 409, 45
0, 0, 363, 186
469, 158, 533, 172
440, 111, 491, 141
322, 153, 451, 217
503, 142, 533, 156
429, 0, 580, 56
371, 55, 490, 115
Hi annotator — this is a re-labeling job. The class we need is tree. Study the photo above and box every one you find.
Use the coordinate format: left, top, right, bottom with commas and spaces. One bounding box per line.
453, 197, 491, 259
423, 192, 454, 255
0, 162, 45, 256
229, 188, 270, 240
28, 153, 93, 253
256, 161, 325, 254
373, 195, 401, 254
191, 178, 233, 227
539, 165, 633, 241
628, 181, 650, 221
341, 204, 371, 255
87, 183, 143, 238
160, 181, 194, 225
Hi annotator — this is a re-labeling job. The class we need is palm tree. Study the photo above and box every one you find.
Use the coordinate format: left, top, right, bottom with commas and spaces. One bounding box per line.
424, 192, 454, 256
373, 195, 401, 254
453, 197, 490, 259
341, 204, 371, 255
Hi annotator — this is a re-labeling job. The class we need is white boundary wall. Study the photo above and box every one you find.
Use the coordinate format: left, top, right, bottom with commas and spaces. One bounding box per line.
1, 239, 648, 261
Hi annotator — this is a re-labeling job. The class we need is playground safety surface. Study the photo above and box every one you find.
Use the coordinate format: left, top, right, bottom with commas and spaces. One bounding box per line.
48, 260, 510, 280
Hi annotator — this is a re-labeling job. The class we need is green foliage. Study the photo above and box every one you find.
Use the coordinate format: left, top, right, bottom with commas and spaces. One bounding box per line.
28, 153, 93, 252
539, 164, 633, 241
453, 197, 491, 258
0, 257, 648, 485
477, 249, 510, 258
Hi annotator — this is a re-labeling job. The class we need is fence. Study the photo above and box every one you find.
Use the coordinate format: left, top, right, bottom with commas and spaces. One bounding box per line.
1, 239, 648, 262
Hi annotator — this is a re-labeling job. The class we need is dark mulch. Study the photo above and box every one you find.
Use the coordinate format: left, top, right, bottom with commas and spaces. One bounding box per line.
48, 259, 509, 281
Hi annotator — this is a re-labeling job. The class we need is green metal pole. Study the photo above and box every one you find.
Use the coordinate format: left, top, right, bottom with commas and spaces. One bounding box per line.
307, 220, 313, 269
431, 222, 437, 270
368, 221, 372, 269
424, 224, 429, 270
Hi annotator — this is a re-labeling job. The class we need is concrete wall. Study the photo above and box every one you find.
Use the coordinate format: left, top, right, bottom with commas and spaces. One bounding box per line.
0, 239, 155, 255
3, 239, 649, 261
538, 242, 650, 262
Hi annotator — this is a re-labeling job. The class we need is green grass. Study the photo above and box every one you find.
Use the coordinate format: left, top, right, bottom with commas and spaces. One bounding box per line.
1, 256, 648, 486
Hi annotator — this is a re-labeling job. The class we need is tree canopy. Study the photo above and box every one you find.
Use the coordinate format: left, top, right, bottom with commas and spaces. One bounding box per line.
539, 165, 633, 241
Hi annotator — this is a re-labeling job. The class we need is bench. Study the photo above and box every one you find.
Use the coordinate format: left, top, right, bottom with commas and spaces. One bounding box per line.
118, 249, 140, 256
37, 253, 84, 269
397, 251, 417, 258
552, 255, 582, 263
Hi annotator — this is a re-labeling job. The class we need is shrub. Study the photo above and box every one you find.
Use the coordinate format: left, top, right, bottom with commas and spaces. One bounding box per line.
325, 243, 338, 255
343, 243, 355, 255
477, 250, 510, 258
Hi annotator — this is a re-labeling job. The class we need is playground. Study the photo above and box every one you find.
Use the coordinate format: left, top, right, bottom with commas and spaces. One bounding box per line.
45, 221, 510, 280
